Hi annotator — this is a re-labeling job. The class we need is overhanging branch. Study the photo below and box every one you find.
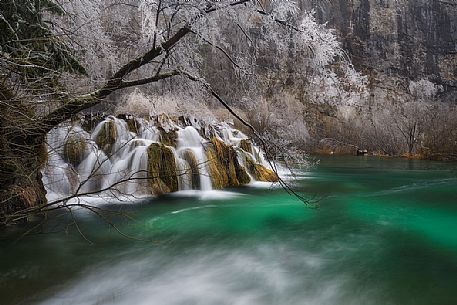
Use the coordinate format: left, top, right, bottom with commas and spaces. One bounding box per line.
39, 28, 192, 132
37, 0, 291, 134
117, 70, 181, 89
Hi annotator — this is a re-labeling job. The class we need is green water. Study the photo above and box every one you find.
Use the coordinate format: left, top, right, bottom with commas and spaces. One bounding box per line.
1, 156, 457, 305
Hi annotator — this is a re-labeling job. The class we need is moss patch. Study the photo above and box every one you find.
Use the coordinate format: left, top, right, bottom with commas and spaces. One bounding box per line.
159, 129, 177, 147
182, 149, 201, 189
208, 137, 252, 187
239, 139, 253, 153
205, 145, 229, 189
95, 120, 117, 154
147, 143, 178, 195
63, 136, 86, 166
245, 156, 279, 182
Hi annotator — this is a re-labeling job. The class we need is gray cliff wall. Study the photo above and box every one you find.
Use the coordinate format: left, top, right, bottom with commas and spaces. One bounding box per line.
302, 0, 457, 102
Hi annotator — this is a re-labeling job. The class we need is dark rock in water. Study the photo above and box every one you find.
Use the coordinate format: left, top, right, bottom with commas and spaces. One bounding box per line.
357, 149, 368, 156
235, 160, 251, 185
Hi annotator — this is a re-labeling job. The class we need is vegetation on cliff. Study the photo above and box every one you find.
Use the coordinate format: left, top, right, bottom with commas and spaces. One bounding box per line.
147, 143, 179, 195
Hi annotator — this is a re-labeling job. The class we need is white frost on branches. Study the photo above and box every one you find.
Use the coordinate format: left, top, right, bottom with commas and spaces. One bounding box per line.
49, 0, 369, 150
299, 11, 341, 68
270, 0, 300, 20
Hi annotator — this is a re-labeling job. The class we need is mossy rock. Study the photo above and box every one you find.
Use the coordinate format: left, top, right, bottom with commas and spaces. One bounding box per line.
234, 157, 251, 185
211, 137, 239, 186
239, 139, 253, 153
126, 119, 140, 134
95, 120, 117, 154
209, 137, 252, 187
63, 136, 86, 166
205, 145, 229, 189
147, 143, 178, 194
117, 114, 140, 134
253, 164, 278, 182
245, 156, 278, 182
182, 149, 200, 190
159, 129, 178, 147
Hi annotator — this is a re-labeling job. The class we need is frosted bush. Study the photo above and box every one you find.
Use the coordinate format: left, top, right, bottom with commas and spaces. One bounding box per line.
115, 89, 157, 116
299, 11, 341, 68
409, 79, 443, 99
116, 88, 214, 120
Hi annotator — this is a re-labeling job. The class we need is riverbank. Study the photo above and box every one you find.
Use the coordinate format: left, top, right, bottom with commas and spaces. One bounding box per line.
312, 149, 457, 161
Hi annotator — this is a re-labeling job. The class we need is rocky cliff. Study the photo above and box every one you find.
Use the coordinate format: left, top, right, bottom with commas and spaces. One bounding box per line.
302, 0, 457, 102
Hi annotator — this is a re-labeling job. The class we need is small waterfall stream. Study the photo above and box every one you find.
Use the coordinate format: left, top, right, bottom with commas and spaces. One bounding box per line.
42, 114, 278, 201
177, 127, 213, 191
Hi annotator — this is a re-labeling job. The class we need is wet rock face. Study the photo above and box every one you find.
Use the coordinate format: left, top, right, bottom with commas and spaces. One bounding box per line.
205, 145, 230, 190
304, 0, 457, 100
117, 114, 140, 134
182, 149, 201, 190
147, 143, 179, 194
63, 136, 86, 167
207, 138, 250, 188
239, 139, 253, 154
94, 120, 117, 154
244, 156, 279, 183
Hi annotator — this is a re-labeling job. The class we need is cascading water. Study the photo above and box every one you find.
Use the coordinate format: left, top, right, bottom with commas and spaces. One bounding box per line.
42, 114, 279, 201
176, 126, 212, 191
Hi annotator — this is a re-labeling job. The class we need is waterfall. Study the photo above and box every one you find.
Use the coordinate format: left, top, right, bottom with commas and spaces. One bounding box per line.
177, 127, 212, 191
42, 114, 279, 201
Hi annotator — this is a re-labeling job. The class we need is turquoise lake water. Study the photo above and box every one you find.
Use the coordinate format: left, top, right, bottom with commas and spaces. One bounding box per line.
1, 156, 457, 305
